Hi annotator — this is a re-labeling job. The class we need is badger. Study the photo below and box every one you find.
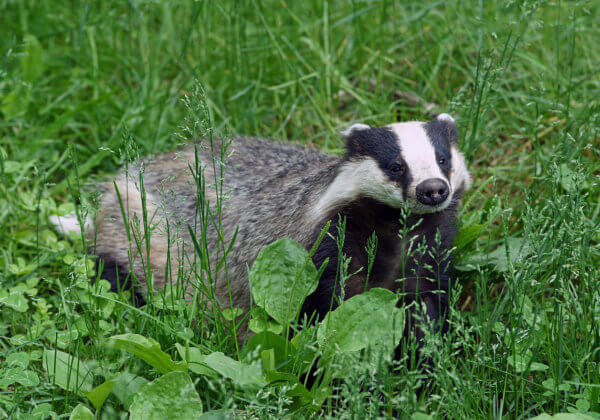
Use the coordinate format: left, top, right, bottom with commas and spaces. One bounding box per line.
51, 113, 471, 351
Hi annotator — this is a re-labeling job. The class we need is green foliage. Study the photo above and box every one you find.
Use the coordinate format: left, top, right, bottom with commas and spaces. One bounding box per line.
530, 414, 596, 420
85, 379, 116, 411
1, 0, 599, 418
96, 238, 401, 414
42, 349, 93, 395
107, 333, 188, 374
129, 371, 203, 419
69, 404, 94, 420
197, 352, 266, 390
250, 238, 319, 326
21, 34, 44, 84
317, 288, 402, 363
110, 373, 148, 410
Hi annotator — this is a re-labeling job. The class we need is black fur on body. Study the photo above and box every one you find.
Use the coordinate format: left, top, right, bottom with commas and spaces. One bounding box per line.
87, 115, 471, 358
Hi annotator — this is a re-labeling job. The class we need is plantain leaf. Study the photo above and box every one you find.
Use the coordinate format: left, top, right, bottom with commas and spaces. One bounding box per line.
129, 371, 202, 420
250, 238, 319, 326
69, 404, 94, 420
529, 414, 596, 420
111, 372, 148, 410
107, 334, 187, 374
85, 378, 115, 411
201, 352, 267, 390
453, 223, 485, 253
198, 410, 234, 419
43, 349, 93, 395
175, 344, 218, 378
242, 331, 296, 369
317, 288, 402, 363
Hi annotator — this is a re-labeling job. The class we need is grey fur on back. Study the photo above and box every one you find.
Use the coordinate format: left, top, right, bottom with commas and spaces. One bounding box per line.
93, 137, 340, 313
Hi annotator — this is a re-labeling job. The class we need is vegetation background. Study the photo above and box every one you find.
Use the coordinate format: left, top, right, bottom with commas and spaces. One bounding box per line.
1, 0, 599, 418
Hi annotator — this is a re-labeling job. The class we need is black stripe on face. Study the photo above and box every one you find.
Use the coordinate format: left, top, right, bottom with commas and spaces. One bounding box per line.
423, 119, 455, 180
345, 126, 412, 196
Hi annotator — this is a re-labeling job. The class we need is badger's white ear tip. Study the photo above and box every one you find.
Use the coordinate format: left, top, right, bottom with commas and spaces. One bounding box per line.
340, 123, 370, 137
437, 113, 455, 123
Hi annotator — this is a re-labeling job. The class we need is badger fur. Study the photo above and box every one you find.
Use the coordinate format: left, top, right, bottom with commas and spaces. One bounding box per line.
51, 113, 471, 348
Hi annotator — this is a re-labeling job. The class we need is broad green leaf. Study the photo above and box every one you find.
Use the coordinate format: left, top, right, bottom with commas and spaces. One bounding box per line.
508, 353, 548, 373
487, 237, 532, 273
111, 373, 148, 410
85, 378, 115, 411
43, 349, 93, 394
175, 344, 218, 378
559, 163, 589, 193
175, 343, 219, 378
243, 331, 296, 369
56, 330, 79, 350
250, 238, 319, 326
30, 403, 54, 420
107, 333, 187, 374
22, 34, 44, 83
542, 379, 571, 392
412, 413, 435, 420
454, 223, 485, 253
244, 330, 316, 376
261, 348, 276, 371
575, 398, 591, 413
248, 307, 283, 335
529, 414, 596, 420
0, 367, 39, 387
69, 404, 94, 420
248, 317, 284, 335
264, 369, 312, 401
198, 410, 234, 419
17, 369, 39, 387
317, 288, 402, 362
6, 352, 29, 369
0, 288, 29, 312
201, 352, 267, 390
221, 307, 244, 321
129, 371, 202, 420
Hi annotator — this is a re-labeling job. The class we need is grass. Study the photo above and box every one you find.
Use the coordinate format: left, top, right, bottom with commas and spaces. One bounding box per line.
1, 0, 599, 418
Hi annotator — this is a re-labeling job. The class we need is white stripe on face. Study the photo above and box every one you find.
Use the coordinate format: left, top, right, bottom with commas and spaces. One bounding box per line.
387, 122, 446, 199
310, 157, 405, 221
450, 146, 472, 192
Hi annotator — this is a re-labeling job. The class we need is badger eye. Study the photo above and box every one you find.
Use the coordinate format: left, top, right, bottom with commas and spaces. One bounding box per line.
438, 158, 447, 165
391, 164, 404, 175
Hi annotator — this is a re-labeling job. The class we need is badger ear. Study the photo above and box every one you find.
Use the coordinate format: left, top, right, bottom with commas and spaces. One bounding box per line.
430, 113, 458, 144
436, 113, 455, 123
341, 123, 373, 158
340, 123, 370, 138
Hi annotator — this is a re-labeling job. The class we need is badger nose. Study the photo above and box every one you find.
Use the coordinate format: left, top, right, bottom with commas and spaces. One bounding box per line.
416, 178, 449, 206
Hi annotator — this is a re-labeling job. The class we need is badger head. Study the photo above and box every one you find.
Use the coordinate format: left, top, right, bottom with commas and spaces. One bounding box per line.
314, 114, 471, 217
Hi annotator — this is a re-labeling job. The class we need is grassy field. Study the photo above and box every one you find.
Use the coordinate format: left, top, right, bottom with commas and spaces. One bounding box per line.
1, 0, 599, 418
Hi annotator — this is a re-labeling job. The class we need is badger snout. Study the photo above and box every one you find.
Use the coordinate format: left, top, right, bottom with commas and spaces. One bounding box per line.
416, 178, 449, 206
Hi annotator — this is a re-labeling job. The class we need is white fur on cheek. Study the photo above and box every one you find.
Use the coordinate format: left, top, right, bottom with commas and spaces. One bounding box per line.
450, 147, 472, 192
388, 122, 445, 197
310, 158, 402, 220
